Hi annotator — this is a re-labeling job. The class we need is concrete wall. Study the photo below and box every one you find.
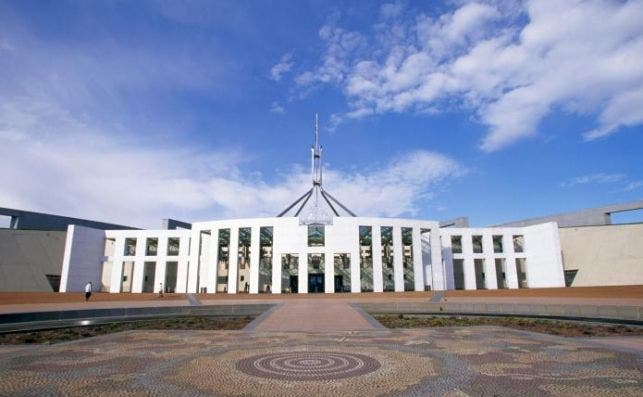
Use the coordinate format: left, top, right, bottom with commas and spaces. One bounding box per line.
560, 223, 643, 287
61, 216, 566, 294
0, 229, 66, 291
59, 225, 107, 292
439, 222, 565, 290
496, 200, 643, 228
0, 207, 136, 231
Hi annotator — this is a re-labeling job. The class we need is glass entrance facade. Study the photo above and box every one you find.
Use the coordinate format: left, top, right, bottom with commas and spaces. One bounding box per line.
334, 253, 350, 292
281, 254, 298, 293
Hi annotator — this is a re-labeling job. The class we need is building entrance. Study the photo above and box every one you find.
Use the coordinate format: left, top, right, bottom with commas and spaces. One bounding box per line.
289, 275, 298, 293
308, 273, 324, 293
334, 275, 343, 292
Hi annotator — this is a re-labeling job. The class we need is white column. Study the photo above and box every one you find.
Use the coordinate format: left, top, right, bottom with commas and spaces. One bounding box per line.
440, 234, 454, 290
430, 228, 444, 290
186, 232, 201, 293
249, 226, 260, 294
483, 233, 498, 289
175, 235, 191, 293
372, 225, 383, 292
154, 260, 166, 293
131, 238, 146, 293
299, 251, 308, 293
420, 230, 432, 290
207, 229, 219, 293
272, 251, 282, 294
462, 232, 476, 290
197, 233, 211, 292
227, 227, 239, 294
110, 237, 126, 293
504, 234, 519, 288
350, 246, 360, 293
154, 238, 168, 293
325, 251, 334, 293
393, 226, 404, 292
412, 228, 424, 291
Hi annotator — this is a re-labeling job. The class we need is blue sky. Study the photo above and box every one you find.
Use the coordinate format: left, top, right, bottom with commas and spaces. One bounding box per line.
0, 0, 641, 228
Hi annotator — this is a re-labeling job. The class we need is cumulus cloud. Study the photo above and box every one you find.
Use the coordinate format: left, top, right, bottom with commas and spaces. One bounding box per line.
295, 26, 366, 86
270, 53, 294, 81
270, 102, 285, 113
0, 101, 464, 227
622, 181, 643, 192
0, 2, 466, 228
560, 173, 625, 188
298, 0, 643, 150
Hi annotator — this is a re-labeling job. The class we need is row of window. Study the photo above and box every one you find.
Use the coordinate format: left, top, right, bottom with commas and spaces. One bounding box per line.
116, 237, 181, 257
450, 234, 524, 254
452, 257, 528, 289
113, 229, 522, 257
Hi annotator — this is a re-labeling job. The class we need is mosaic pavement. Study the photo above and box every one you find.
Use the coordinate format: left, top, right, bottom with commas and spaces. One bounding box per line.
0, 326, 641, 396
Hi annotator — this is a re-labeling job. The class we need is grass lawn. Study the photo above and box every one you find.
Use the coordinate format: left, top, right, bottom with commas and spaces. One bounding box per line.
0, 315, 254, 344
374, 314, 643, 337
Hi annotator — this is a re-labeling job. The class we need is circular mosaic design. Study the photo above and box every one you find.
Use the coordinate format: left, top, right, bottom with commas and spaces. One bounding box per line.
236, 351, 381, 381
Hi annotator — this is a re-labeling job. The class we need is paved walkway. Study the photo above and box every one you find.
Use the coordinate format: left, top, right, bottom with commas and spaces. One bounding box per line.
1, 327, 641, 396
251, 300, 379, 332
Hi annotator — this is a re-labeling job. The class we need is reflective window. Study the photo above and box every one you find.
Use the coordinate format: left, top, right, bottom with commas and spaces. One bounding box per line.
167, 238, 180, 256
402, 227, 414, 291
146, 238, 158, 256
492, 235, 503, 253
495, 258, 507, 289
238, 228, 251, 293
334, 253, 351, 292
451, 236, 462, 254
142, 261, 156, 292
307, 253, 325, 293
516, 258, 527, 287
513, 235, 525, 253
381, 226, 394, 292
472, 235, 483, 253
124, 238, 137, 256
453, 259, 465, 290
359, 226, 373, 292
164, 261, 178, 293
259, 227, 273, 293
474, 259, 485, 289
281, 254, 299, 293
216, 229, 230, 292
308, 224, 325, 246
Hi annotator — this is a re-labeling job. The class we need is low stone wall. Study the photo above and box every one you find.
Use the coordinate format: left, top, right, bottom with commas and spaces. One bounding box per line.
358, 302, 643, 324
0, 304, 274, 333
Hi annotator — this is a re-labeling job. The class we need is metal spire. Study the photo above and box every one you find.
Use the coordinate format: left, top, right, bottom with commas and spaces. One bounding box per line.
277, 114, 356, 222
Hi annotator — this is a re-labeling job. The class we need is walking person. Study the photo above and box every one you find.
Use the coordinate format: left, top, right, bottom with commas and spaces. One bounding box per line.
84, 282, 92, 302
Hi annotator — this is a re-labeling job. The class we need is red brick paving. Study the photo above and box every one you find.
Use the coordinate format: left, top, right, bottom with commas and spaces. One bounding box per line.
252, 300, 377, 332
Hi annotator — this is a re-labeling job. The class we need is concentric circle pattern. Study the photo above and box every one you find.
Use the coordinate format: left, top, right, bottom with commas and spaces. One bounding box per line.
236, 351, 381, 381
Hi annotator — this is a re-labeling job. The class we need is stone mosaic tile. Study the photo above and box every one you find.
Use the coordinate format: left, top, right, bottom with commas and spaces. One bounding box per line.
0, 327, 640, 396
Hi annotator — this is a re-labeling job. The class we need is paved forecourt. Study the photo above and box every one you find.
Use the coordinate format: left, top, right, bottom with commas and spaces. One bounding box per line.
0, 324, 641, 396
0, 289, 642, 396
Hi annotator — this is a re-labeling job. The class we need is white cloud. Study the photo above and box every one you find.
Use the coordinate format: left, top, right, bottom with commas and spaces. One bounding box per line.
295, 26, 366, 86
270, 102, 285, 113
0, 101, 464, 227
560, 173, 625, 188
0, 3, 466, 228
622, 181, 643, 192
270, 53, 293, 81
298, 0, 643, 151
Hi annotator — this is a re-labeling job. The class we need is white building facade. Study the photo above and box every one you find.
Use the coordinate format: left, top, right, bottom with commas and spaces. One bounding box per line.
59, 217, 565, 294
59, 117, 566, 294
